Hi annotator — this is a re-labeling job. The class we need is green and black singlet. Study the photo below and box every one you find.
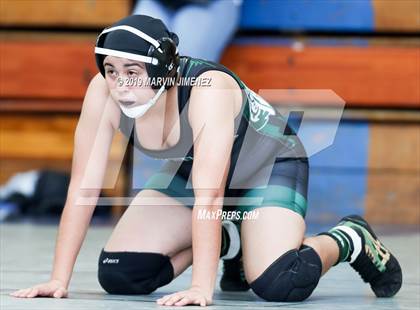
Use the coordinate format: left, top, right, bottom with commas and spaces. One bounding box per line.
119, 56, 309, 218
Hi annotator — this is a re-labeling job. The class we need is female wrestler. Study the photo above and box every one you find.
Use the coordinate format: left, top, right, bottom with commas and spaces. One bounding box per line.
11, 15, 402, 307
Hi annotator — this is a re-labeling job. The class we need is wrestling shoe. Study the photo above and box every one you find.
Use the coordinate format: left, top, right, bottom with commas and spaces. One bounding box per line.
327, 215, 402, 297
220, 220, 250, 291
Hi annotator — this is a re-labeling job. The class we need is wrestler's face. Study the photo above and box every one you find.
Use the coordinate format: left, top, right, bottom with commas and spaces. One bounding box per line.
103, 55, 155, 107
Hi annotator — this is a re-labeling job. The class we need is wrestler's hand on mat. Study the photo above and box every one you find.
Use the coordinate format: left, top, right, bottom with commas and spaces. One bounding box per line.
10, 279, 68, 298
156, 286, 213, 307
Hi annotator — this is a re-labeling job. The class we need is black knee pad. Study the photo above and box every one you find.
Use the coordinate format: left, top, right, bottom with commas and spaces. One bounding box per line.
249, 244, 322, 302
97, 249, 174, 295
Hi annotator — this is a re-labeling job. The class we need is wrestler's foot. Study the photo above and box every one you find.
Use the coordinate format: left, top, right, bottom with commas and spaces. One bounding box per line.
220, 221, 250, 292
329, 215, 402, 297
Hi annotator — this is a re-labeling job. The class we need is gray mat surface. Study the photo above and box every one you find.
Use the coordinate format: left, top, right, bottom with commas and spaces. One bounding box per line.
1, 223, 419, 309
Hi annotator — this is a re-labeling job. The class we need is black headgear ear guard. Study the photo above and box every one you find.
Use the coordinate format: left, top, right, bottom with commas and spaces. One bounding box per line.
146, 35, 180, 90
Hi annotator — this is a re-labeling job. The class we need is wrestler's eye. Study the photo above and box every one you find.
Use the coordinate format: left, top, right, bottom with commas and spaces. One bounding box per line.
106, 69, 118, 78
128, 71, 138, 77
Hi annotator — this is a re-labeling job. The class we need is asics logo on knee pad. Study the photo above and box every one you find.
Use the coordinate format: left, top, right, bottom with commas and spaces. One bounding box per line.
98, 250, 175, 295
102, 258, 119, 264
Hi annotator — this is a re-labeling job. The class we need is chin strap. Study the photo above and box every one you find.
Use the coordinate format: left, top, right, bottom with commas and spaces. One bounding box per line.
119, 83, 166, 119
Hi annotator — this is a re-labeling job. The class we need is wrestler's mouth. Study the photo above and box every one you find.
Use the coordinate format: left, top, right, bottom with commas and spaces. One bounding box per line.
118, 100, 136, 106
